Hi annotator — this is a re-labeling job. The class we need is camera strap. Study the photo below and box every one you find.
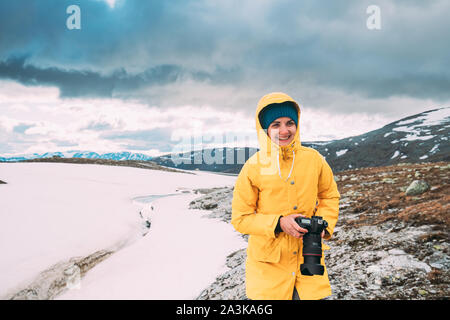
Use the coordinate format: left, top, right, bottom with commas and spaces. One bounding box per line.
313, 200, 319, 216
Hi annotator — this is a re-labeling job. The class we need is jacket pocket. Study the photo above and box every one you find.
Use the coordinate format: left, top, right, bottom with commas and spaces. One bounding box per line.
248, 234, 281, 263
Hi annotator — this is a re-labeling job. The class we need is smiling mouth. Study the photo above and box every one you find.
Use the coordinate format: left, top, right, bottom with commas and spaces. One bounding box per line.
278, 136, 291, 141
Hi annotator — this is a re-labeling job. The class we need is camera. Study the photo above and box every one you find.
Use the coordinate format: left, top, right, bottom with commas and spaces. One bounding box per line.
294, 216, 328, 276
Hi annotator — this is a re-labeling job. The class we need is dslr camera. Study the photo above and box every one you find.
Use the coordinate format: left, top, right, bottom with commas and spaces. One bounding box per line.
294, 216, 328, 276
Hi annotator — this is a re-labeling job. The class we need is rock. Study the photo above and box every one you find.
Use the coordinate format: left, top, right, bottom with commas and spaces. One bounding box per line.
6, 249, 113, 300
430, 262, 444, 270
378, 254, 431, 273
344, 190, 363, 197
367, 265, 382, 274
418, 289, 428, 296
202, 201, 218, 210
197, 249, 247, 300
189, 187, 234, 223
388, 249, 406, 255
405, 180, 429, 196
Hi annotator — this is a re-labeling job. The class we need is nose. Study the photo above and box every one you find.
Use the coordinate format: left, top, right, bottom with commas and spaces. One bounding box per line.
279, 125, 289, 135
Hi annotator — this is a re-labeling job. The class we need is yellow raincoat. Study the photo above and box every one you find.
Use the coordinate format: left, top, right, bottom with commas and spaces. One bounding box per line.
231, 92, 340, 300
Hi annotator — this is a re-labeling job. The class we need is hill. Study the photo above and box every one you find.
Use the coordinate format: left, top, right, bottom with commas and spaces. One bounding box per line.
311, 107, 449, 172
152, 107, 450, 173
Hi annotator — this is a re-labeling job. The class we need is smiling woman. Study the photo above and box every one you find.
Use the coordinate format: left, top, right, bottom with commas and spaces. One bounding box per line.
258, 101, 298, 146
231, 92, 340, 300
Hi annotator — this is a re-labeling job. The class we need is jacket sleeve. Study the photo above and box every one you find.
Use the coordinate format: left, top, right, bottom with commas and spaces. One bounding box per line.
231, 162, 281, 238
316, 156, 340, 240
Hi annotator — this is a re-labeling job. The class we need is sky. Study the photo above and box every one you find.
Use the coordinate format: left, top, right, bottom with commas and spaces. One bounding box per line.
0, 0, 449, 157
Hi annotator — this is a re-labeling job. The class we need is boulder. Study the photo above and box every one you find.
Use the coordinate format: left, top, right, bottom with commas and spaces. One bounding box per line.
405, 180, 429, 196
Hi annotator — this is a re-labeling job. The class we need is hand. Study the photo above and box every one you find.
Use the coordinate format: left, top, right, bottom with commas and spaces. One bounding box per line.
280, 214, 309, 238
321, 229, 330, 239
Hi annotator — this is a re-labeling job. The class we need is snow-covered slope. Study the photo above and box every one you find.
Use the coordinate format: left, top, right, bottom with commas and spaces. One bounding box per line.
306, 107, 450, 171
0, 163, 245, 299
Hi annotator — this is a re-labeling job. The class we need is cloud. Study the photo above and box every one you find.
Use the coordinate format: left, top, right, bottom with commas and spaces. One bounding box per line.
12, 123, 36, 134
0, 1, 449, 156
0, 55, 185, 98
0, 0, 449, 113
82, 120, 115, 131
50, 139, 79, 147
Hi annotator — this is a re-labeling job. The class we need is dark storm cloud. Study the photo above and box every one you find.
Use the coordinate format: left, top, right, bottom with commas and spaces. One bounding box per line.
0, 54, 242, 98
0, 0, 449, 108
0, 55, 185, 97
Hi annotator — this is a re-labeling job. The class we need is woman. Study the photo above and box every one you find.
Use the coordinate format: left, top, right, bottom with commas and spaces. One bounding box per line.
231, 92, 340, 300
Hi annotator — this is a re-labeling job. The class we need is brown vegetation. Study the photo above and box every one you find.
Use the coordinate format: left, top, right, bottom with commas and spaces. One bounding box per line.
335, 161, 449, 236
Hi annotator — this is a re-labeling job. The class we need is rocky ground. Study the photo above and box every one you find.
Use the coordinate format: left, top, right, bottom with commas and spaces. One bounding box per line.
5, 249, 113, 300
191, 161, 449, 300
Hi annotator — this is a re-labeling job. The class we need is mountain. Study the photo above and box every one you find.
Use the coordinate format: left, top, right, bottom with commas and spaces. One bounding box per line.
152, 107, 450, 173
0, 150, 153, 162
151, 147, 258, 174
306, 107, 449, 172
1, 107, 449, 173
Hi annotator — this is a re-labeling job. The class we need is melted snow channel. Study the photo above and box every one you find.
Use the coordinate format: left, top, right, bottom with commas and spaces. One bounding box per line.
4, 193, 179, 300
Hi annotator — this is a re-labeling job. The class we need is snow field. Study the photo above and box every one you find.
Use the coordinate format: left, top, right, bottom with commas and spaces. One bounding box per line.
0, 163, 245, 299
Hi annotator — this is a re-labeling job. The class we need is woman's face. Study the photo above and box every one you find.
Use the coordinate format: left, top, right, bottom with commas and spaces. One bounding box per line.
267, 117, 297, 146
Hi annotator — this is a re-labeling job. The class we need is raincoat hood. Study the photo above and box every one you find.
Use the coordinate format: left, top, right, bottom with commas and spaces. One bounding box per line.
255, 92, 301, 180
256, 92, 301, 154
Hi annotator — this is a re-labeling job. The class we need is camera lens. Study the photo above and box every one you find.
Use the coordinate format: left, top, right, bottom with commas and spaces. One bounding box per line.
294, 216, 328, 276
300, 232, 324, 276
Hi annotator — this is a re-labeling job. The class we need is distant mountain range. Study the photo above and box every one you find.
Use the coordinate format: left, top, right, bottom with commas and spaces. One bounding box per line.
1, 107, 449, 173
0, 151, 153, 163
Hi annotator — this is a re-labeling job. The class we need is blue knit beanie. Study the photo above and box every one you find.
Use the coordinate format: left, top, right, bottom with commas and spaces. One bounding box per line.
258, 101, 298, 130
